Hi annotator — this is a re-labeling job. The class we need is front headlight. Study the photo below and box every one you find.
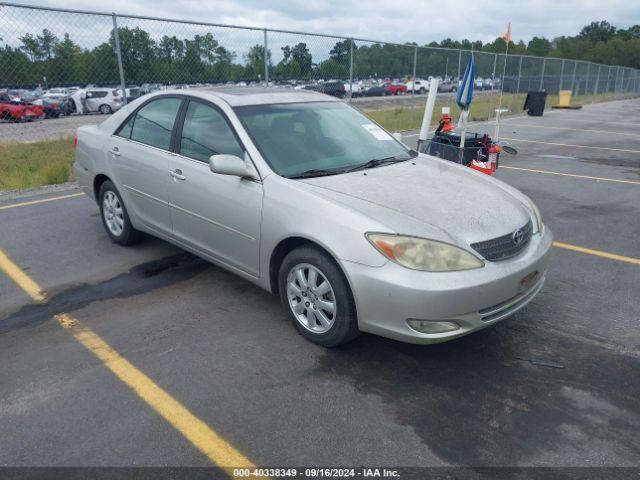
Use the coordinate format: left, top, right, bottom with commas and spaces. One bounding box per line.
366, 233, 484, 272
526, 197, 544, 235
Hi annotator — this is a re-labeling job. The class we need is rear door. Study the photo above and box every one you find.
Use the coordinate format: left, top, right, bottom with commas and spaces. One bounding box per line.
107, 96, 183, 236
167, 98, 263, 276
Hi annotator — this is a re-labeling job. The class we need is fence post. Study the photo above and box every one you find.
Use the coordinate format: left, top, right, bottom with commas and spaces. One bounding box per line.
349, 38, 354, 103
559, 59, 565, 91
112, 13, 127, 105
539, 57, 546, 91
263, 29, 268, 87
492, 53, 497, 80
585, 62, 591, 98
516, 55, 523, 94
570, 61, 577, 93
412, 46, 417, 98
457, 49, 462, 81
614, 66, 620, 93
593, 64, 600, 102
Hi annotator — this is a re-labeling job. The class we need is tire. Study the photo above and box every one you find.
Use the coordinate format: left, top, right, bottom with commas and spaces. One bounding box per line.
278, 246, 359, 347
419, 87, 426, 94
452, 86, 457, 92
98, 180, 142, 246
99, 104, 112, 114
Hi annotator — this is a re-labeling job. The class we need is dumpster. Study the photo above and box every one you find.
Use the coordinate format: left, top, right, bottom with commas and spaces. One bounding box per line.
523, 91, 547, 116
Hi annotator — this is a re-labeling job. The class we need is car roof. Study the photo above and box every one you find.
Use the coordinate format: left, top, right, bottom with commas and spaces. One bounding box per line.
173, 86, 340, 107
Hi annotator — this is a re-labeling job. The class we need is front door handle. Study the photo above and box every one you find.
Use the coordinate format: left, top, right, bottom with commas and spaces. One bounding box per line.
169, 169, 186, 181
109, 147, 121, 156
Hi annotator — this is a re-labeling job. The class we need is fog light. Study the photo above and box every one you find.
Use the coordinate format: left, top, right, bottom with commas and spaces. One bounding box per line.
407, 318, 460, 334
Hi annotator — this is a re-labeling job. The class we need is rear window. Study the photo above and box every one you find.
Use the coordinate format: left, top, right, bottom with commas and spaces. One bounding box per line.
128, 97, 182, 150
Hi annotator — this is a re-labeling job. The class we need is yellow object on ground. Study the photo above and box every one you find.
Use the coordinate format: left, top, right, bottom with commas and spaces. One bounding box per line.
552, 89, 582, 109
558, 90, 572, 106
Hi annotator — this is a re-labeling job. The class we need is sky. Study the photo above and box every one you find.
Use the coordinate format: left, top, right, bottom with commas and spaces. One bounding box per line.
9, 0, 640, 45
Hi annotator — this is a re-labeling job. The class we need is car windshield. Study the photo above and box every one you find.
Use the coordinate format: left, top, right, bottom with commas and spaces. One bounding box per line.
235, 102, 412, 178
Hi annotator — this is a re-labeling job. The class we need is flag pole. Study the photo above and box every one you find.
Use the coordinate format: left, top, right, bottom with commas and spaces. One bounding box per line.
458, 47, 473, 164
495, 22, 510, 141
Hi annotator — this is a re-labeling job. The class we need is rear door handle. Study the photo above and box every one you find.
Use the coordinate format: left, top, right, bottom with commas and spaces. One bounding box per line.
109, 147, 121, 156
169, 169, 186, 181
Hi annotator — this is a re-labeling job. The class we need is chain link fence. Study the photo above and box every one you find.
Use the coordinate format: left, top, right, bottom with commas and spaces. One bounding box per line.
1, 1, 639, 127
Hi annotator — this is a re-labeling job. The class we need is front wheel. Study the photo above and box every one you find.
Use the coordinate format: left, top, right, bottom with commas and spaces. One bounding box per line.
279, 246, 359, 347
99, 180, 142, 245
419, 87, 426, 94
99, 104, 112, 114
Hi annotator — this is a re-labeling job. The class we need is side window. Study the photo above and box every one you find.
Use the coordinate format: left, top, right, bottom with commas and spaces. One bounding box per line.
179, 101, 244, 162
116, 115, 134, 139
130, 97, 182, 150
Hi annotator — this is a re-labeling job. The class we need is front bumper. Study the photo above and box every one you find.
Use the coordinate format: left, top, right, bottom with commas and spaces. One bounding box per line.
342, 227, 553, 344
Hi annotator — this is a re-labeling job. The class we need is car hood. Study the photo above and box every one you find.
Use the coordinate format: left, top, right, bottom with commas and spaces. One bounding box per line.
298, 155, 532, 247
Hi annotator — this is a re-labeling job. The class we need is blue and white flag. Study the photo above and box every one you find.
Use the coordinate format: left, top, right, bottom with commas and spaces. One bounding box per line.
456, 53, 475, 110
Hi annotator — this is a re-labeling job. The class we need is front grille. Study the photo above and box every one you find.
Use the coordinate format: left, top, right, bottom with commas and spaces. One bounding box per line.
471, 220, 533, 261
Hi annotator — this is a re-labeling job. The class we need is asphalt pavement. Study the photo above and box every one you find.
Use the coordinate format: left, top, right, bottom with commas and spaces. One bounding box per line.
0, 98, 639, 471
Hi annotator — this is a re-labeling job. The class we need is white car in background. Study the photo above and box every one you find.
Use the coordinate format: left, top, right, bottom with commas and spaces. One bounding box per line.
344, 81, 363, 97
405, 78, 429, 94
85, 88, 124, 114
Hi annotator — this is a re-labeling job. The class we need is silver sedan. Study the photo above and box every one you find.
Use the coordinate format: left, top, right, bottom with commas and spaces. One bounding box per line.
74, 87, 552, 347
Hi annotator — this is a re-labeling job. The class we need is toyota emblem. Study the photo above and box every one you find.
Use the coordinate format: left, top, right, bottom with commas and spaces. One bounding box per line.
512, 229, 525, 246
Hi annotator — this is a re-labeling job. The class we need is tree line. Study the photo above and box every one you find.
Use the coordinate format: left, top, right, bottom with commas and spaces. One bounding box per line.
0, 20, 638, 88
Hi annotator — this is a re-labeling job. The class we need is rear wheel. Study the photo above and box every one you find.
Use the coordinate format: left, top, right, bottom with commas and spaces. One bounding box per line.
98, 180, 142, 246
419, 87, 426, 94
279, 246, 359, 347
99, 104, 112, 114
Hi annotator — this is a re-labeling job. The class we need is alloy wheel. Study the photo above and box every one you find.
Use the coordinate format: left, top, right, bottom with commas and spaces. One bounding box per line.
286, 263, 337, 334
102, 191, 124, 237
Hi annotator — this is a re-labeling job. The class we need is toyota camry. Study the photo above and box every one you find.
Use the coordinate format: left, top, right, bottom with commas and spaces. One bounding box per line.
74, 87, 552, 347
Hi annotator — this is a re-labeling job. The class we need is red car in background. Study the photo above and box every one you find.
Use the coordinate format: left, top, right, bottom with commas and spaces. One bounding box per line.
385, 82, 408, 95
0, 92, 44, 122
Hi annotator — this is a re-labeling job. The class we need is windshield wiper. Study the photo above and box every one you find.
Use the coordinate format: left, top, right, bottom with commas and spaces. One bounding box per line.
341, 154, 413, 173
286, 168, 343, 179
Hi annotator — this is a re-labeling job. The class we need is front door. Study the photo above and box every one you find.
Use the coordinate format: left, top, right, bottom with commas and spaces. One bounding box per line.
168, 99, 262, 277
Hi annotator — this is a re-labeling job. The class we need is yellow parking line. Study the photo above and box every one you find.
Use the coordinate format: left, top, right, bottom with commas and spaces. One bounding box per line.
500, 137, 640, 154
0, 192, 85, 211
0, 248, 263, 477
504, 123, 640, 139
500, 166, 640, 185
0, 250, 46, 302
554, 242, 640, 265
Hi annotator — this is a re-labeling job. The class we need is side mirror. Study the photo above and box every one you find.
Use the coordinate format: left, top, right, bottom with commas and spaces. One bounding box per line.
392, 132, 404, 143
209, 153, 258, 180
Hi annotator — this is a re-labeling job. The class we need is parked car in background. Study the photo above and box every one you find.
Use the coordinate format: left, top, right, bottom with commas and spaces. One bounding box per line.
474, 77, 485, 90
483, 78, 495, 90
344, 81, 363, 97
405, 78, 429, 94
85, 88, 124, 114
385, 82, 407, 95
32, 95, 67, 118
303, 81, 346, 98
0, 92, 44, 121
437, 79, 458, 93
125, 87, 142, 103
75, 87, 551, 347
362, 84, 391, 97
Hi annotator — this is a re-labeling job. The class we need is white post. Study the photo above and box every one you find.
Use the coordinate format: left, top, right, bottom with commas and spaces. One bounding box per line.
417, 77, 440, 148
